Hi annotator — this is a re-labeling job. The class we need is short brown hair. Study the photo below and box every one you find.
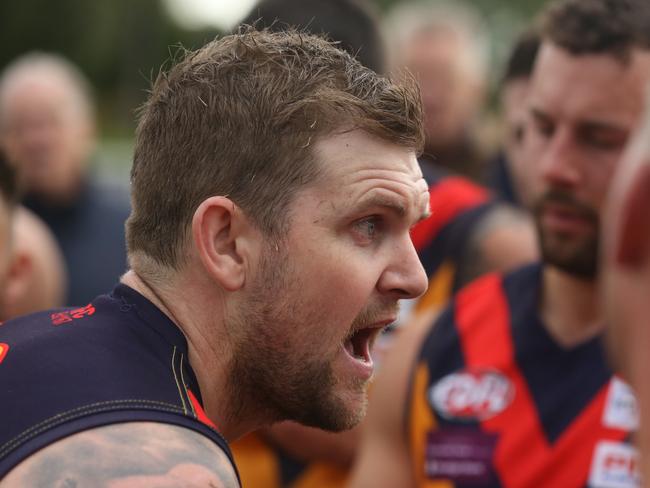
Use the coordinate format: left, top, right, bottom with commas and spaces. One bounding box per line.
127, 28, 423, 269
540, 0, 650, 61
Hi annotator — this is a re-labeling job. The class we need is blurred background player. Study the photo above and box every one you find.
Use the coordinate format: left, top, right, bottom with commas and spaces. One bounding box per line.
0, 53, 129, 306
385, 0, 490, 182
1, 206, 67, 319
0, 150, 18, 304
602, 90, 650, 485
486, 29, 541, 207
386, 2, 537, 317
351, 0, 650, 486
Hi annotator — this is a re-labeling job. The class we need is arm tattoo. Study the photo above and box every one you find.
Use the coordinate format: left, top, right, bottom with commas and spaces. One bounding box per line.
3, 422, 239, 488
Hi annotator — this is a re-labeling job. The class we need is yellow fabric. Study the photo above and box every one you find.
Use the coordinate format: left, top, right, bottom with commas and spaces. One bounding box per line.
414, 261, 455, 315
409, 364, 453, 488
231, 432, 348, 488
231, 433, 282, 488
290, 463, 348, 488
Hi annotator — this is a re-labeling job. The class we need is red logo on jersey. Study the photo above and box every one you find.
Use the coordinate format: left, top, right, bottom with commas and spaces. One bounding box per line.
589, 441, 640, 487
429, 369, 515, 421
0, 343, 9, 364
51, 304, 96, 326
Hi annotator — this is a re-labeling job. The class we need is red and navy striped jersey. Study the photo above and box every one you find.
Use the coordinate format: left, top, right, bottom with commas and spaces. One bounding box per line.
407, 264, 640, 487
0, 284, 239, 483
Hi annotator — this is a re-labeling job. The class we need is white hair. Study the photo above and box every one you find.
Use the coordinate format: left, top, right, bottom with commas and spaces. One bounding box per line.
384, 0, 490, 83
0, 52, 95, 124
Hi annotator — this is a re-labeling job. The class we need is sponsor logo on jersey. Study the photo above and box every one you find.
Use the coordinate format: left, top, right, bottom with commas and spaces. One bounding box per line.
424, 429, 498, 485
51, 304, 96, 326
603, 377, 639, 431
588, 441, 640, 488
429, 368, 514, 421
0, 343, 8, 364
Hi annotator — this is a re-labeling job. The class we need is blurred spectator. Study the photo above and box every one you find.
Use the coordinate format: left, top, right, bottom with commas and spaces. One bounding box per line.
603, 90, 650, 484
1, 206, 67, 319
486, 29, 541, 207
386, 0, 491, 181
240, 0, 386, 74
0, 150, 18, 300
0, 53, 130, 306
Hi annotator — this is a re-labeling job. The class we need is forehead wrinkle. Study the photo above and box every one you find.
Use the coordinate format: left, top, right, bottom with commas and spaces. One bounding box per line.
346, 166, 423, 183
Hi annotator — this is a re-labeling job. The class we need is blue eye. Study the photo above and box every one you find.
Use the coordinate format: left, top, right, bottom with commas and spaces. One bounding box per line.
360, 219, 376, 236
354, 216, 382, 243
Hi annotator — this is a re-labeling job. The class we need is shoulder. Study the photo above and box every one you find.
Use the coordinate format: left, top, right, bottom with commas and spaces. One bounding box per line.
0, 295, 207, 472
2, 422, 239, 488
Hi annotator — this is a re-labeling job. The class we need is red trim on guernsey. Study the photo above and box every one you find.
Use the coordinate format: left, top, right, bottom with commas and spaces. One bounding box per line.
187, 389, 218, 430
0, 343, 8, 364
455, 274, 628, 487
410, 177, 489, 251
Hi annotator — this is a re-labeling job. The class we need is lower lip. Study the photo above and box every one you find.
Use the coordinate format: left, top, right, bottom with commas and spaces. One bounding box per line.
542, 210, 593, 234
340, 344, 374, 381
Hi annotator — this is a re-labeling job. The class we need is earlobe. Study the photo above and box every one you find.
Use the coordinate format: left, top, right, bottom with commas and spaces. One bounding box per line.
192, 197, 246, 291
615, 164, 650, 267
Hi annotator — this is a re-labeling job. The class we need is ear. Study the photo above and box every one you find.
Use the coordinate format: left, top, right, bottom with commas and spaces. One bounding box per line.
3, 250, 34, 314
615, 164, 650, 267
192, 196, 252, 292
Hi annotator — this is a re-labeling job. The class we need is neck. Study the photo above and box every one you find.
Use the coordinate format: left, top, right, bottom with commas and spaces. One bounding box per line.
540, 266, 603, 347
120, 269, 272, 440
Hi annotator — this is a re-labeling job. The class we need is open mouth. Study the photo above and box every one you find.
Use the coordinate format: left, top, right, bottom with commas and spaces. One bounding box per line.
342, 320, 393, 366
343, 327, 375, 364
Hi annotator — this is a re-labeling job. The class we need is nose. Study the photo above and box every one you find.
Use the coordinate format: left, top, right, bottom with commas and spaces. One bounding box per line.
538, 128, 581, 190
377, 236, 428, 300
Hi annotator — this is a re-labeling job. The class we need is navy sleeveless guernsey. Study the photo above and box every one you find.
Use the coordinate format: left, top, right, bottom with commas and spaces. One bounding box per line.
0, 284, 240, 484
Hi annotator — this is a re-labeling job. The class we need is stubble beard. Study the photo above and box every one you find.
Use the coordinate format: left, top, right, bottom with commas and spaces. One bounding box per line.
533, 190, 600, 280
226, 244, 367, 432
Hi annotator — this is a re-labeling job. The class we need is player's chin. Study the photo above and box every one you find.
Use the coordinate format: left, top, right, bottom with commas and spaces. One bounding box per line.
328, 382, 370, 431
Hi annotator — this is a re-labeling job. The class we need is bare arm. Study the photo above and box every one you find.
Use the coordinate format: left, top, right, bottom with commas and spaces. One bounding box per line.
348, 309, 437, 488
1, 422, 239, 488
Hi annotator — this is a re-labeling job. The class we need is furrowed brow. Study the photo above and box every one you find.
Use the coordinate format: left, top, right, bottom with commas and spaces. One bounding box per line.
356, 194, 407, 217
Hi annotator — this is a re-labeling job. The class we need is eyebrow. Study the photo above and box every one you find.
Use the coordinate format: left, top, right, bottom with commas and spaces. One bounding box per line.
355, 194, 407, 217
530, 107, 550, 122
578, 120, 629, 134
531, 107, 628, 133
355, 194, 431, 223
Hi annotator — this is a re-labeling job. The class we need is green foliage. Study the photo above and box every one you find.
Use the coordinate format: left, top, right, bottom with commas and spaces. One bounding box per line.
0, 0, 219, 136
